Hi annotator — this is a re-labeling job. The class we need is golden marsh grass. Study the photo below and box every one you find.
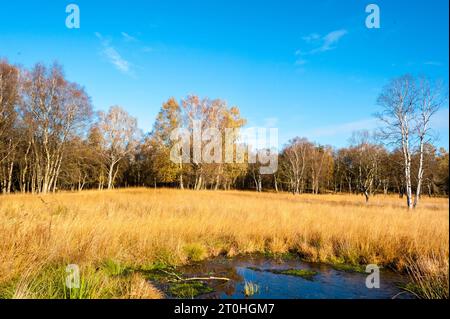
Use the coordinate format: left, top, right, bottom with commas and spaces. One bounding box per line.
0, 189, 448, 298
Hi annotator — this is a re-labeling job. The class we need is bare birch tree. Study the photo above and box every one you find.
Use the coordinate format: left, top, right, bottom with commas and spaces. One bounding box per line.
377, 75, 417, 208
0, 61, 20, 194
413, 77, 446, 207
349, 131, 384, 202
98, 106, 139, 189
280, 137, 311, 194
20, 63, 92, 194
377, 75, 445, 209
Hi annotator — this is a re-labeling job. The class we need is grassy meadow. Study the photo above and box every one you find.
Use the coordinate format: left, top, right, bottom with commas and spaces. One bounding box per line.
0, 188, 448, 299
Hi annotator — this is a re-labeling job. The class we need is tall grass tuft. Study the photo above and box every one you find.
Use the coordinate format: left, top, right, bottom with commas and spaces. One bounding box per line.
243, 281, 259, 297
405, 255, 449, 299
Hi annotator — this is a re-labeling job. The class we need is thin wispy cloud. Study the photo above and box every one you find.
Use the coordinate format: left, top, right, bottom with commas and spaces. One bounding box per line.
313, 29, 348, 53
121, 32, 155, 55
121, 32, 138, 42
295, 29, 348, 65
95, 32, 133, 75
103, 47, 130, 73
301, 33, 320, 43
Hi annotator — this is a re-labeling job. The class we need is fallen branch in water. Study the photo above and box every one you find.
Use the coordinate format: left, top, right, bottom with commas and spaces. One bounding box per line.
160, 270, 230, 282
179, 276, 230, 282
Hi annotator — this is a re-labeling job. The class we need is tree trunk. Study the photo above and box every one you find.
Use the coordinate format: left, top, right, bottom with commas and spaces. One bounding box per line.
413, 137, 425, 208
6, 160, 13, 194
107, 161, 115, 189
401, 125, 413, 210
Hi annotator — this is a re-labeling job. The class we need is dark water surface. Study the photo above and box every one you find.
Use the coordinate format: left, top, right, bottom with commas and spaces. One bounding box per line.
177, 256, 414, 299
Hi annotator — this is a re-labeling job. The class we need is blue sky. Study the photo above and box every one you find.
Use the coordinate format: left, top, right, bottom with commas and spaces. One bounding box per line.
0, 0, 448, 149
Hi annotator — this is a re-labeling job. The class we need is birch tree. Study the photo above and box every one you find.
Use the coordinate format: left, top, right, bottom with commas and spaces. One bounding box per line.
377, 75, 417, 208
98, 106, 139, 189
376, 75, 445, 209
21, 63, 92, 194
280, 137, 311, 194
310, 145, 333, 194
0, 61, 20, 194
413, 77, 446, 207
348, 131, 384, 202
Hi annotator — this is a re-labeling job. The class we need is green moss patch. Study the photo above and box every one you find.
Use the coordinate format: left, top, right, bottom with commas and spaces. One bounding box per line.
331, 263, 366, 273
269, 269, 318, 280
168, 282, 214, 298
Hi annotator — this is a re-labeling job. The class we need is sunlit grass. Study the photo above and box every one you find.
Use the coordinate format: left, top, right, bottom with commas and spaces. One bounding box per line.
243, 281, 260, 297
0, 188, 448, 298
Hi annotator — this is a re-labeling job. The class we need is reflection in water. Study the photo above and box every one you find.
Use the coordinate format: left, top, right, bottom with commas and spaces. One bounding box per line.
177, 256, 414, 299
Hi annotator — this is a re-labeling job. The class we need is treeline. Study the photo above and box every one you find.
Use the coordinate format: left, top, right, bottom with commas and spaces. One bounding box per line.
1, 60, 448, 200
276, 134, 448, 199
